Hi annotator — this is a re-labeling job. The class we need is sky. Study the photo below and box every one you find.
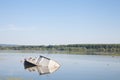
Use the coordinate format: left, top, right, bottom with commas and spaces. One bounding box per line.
0, 0, 120, 45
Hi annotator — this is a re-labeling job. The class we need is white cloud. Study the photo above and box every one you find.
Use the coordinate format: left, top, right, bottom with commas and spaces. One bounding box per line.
7, 24, 17, 30
8, 24, 15, 27
0, 24, 37, 31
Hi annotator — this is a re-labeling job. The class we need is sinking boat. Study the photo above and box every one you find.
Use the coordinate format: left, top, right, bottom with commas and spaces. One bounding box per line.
24, 65, 60, 75
24, 55, 60, 75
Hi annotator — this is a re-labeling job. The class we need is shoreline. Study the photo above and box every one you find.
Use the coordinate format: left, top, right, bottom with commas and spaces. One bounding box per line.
0, 50, 120, 56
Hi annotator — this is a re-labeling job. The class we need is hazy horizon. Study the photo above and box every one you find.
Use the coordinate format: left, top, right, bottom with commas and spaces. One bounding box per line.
0, 0, 120, 45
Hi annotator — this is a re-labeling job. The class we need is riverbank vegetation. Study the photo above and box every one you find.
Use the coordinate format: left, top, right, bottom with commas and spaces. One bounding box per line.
0, 44, 120, 55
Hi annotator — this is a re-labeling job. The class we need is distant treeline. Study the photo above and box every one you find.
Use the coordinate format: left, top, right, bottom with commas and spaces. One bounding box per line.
0, 44, 120, 53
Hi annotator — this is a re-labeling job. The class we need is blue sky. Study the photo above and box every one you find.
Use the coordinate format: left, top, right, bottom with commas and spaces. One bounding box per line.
0, 0, 120, 45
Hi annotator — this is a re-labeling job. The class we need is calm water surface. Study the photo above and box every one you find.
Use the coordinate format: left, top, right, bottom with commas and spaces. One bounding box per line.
0, 53, 120, 80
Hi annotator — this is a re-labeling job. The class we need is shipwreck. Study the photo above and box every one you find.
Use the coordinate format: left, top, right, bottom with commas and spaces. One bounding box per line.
24, 55, 60, 75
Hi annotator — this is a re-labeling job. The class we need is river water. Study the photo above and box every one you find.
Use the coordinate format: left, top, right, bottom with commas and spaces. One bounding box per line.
0, 53, 120, 80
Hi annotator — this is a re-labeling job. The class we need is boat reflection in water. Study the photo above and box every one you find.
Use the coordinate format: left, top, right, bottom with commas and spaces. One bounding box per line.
24, 55, 60, 75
